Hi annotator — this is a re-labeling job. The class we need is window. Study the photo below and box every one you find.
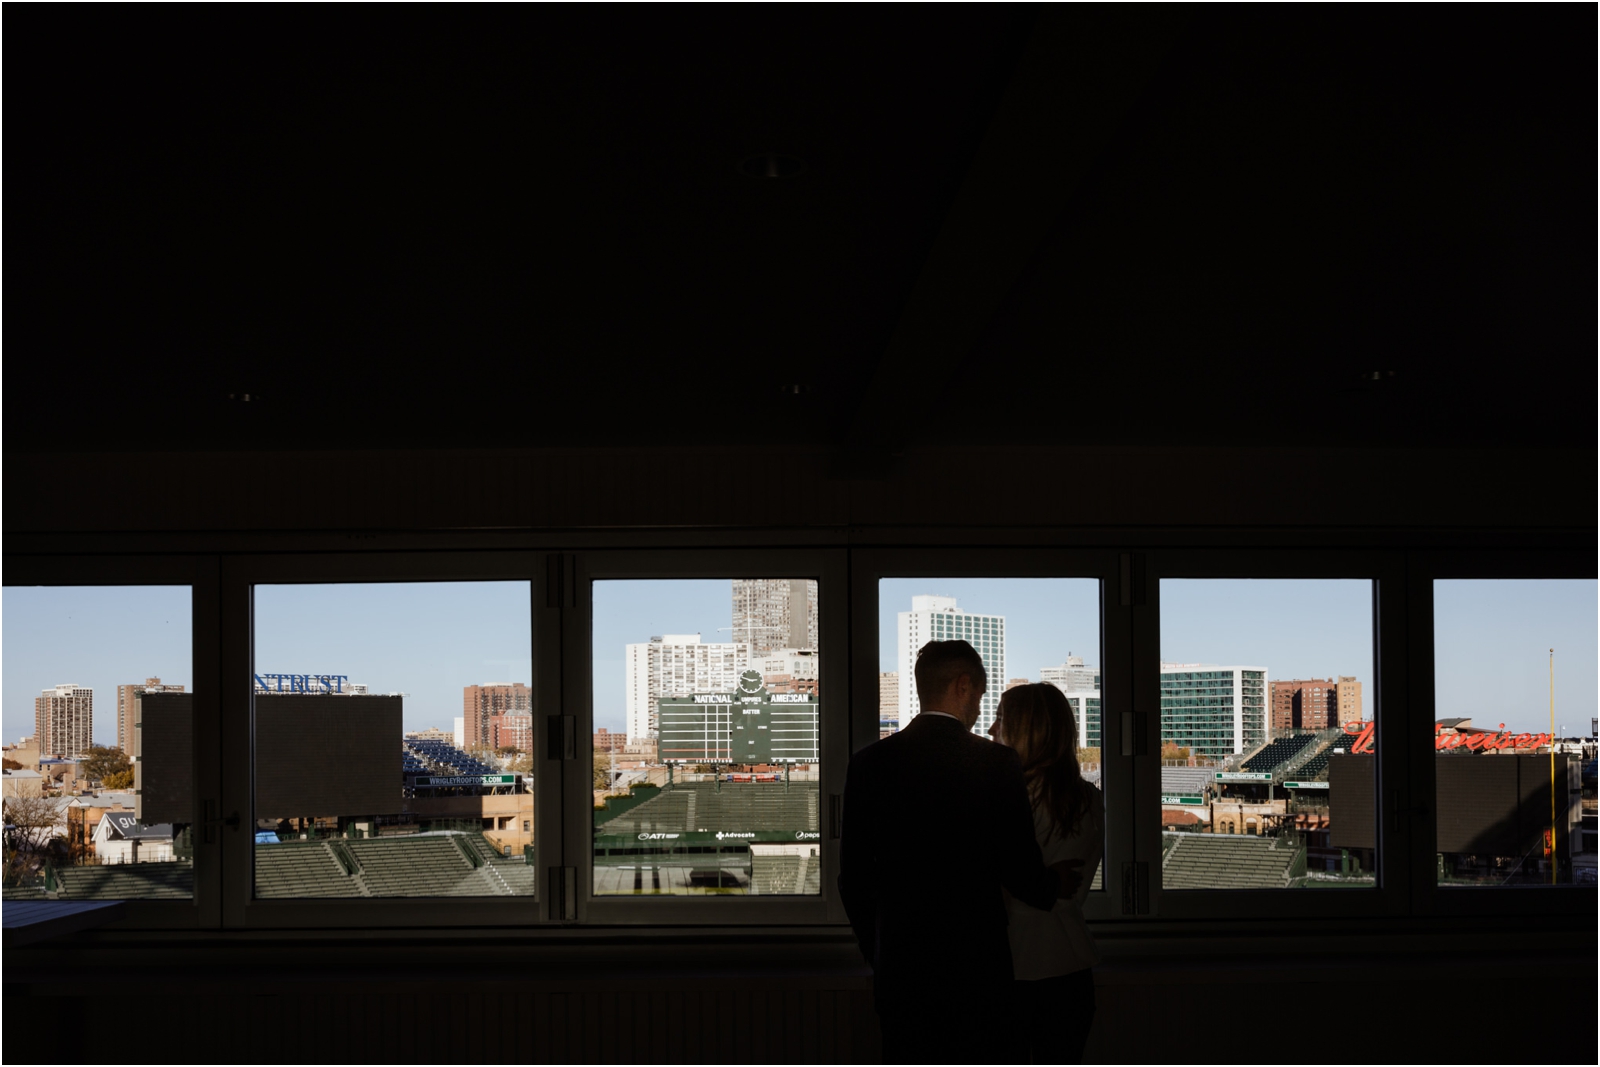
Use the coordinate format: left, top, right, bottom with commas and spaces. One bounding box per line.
591, 578, 822, 896
1432, 579, 1596, 887
2, 585, 195, 903
251, 581, 535, 898
7, 542, 1586, 933
878, 576, 1108, 895
1157, 578, 1377, 890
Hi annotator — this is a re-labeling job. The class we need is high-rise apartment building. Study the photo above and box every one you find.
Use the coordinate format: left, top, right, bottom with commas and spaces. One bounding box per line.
1270, 676, 1362, 732
1335, 676, 1362, 727
1159, 663, 1268, 757
1041, 655, 1102, 751
879, 671, 899, 738
35, 684, 94, 758
732, 579, 818, 655
624, 634, 748, 741
116, 677, 185, 755
488, 711, 535, 753
751, 649, 819, 684
1064, 693, 1103, 752
1041, 655, 1100, 693
1272, 678, 1330, 731
462, 682, 533, 750
897, 596, 1006, 734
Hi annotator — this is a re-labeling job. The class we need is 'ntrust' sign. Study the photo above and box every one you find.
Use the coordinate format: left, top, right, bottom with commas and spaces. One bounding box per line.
254, 673, 351, 693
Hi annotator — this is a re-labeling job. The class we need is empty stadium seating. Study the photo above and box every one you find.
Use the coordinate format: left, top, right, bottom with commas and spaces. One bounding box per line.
403, 740, 496, 777
1294, 747, 1333, 779
251, 833, 535, 898
52, 862, 194, 900
1239, 734, 1316, 773
1160, 766, 1213, 795
750, 851, 805, 894
1160, 831, 1307, 889
600, 782, 820, 836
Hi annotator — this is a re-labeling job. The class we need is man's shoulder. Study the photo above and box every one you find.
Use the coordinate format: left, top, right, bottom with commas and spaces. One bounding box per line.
963, 730, 1022, 772
879, 719, 1019, 768
846, 730, 902, 773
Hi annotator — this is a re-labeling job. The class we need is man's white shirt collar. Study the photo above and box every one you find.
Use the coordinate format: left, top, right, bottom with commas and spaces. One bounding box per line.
918, 711, 962, 722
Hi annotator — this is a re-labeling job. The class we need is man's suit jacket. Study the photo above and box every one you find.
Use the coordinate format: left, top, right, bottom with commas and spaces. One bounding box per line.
837, 713, 1059, 994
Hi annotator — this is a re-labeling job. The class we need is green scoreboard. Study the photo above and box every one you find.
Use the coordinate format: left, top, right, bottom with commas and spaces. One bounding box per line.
659, 670, 819, 764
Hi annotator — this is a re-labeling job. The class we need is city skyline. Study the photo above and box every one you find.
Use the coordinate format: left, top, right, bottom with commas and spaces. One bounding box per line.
5, 578, 1594, 745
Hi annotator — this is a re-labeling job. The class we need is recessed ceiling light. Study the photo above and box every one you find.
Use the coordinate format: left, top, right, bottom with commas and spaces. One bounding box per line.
739, 153, 804, 179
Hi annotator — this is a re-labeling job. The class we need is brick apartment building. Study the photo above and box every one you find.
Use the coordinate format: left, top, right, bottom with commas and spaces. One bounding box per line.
1271, 676, 1362, 732
463, 683, 532, 750
488, 712, 534, 753
116, 677, 185, 755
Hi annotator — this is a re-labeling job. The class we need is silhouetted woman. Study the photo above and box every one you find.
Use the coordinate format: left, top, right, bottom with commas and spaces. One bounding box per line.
989, 682, 1104, 1064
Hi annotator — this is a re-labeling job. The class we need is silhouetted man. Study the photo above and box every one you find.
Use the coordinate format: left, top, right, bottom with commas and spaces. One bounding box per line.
839, 639, 1080, 1064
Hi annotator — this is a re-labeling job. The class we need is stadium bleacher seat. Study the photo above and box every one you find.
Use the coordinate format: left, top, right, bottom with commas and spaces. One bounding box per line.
1295, 748, 1333, 778
1160, 766, 1213, 795
1239, 734, 1316, 773
51, 862, 194, 900
600, 782, 821, 836
1160, 831, 1306, 889
252, 833, 536, 898
403, 739, 497, 777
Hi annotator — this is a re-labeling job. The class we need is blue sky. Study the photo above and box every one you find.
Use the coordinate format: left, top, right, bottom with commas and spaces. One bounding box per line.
3, 586, 193, 746
1434, 579, 1596, 734
877, 578, 1100, 682
1159, 577, 1374, 691
4, 577, 1593, 743
253, 582, 532, 734
593, 580, 738, 731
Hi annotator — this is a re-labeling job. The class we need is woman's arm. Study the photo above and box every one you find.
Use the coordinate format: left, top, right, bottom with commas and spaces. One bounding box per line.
1071, 793, 1105, 910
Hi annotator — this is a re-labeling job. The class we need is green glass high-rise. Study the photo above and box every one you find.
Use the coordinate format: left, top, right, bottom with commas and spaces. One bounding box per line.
1159, 665, 1268, 757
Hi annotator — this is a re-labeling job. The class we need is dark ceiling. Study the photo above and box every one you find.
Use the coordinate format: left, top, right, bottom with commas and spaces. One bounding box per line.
8, 6, 1595, 453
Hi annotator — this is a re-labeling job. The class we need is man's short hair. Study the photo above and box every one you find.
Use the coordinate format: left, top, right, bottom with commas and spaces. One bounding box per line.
914, 640, 987, 704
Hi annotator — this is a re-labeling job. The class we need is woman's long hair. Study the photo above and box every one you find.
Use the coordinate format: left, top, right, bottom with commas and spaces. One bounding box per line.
998, 682, 1093, 838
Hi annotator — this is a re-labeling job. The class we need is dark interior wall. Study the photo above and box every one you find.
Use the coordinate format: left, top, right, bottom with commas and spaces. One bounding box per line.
6, 5, 1594, 1057
5, 441, 1594, 1063
5, 932, 1592, 1063
7, 443, 1594, 538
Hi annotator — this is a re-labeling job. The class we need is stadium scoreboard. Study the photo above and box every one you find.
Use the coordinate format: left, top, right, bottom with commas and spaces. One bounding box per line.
659, 670, 819, 764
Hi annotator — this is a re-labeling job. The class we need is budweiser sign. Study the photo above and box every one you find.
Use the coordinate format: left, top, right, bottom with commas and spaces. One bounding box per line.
1340, 721, 1553, 754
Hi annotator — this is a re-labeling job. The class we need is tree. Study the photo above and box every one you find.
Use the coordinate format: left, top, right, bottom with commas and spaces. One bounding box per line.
1, 758, 21, 771
496, 745, 521, 757
80, 744, 131, 782
4, 795, 64, 885
593, 749, 613, 791
103, 769, 135, 790
1160, 742, 1191, 761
